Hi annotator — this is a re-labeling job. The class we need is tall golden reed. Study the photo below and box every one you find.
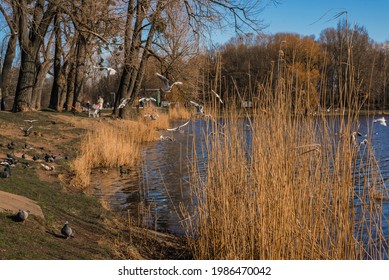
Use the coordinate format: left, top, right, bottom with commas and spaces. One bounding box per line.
184, 94, 387, 259
183, 46, 387, 259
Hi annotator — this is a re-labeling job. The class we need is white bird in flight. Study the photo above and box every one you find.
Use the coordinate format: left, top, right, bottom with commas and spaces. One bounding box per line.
139, 97, 157, 103
190, 101, 204, 115
211, 90, 223, 104
374, 116, 387, 127
24, 119, 38, 123
156, 73, 183, 93
167, 120, 190, 132
118, 98, 129, 109
94, 66, 117, 76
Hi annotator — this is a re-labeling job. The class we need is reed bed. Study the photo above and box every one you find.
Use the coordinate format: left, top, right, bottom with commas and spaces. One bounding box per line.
183, 44, 388, 259
70, 119, 158, 189
184, 99, 388, 259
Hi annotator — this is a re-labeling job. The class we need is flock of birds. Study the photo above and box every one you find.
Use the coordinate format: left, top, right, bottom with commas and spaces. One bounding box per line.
1, 119, 75, 239
118, 72, 183, 109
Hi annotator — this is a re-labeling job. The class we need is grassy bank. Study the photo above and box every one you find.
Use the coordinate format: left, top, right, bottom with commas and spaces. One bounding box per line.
0, 110, 189, 259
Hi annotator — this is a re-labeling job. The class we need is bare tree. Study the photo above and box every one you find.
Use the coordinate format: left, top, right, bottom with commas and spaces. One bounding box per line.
114, 0, 267, 118
0, 2, 18, 111
12, 0, 58, 112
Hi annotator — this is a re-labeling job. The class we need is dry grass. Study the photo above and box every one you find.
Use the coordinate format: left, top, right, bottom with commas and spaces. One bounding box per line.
183, 100, 388, 259
70, 119, 158, 189
70, 104, 191, 190
183, 45, 388, 259
168, 105, 192, 120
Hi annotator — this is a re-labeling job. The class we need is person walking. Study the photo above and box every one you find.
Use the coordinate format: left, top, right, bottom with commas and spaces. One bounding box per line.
97, 96, 104, 110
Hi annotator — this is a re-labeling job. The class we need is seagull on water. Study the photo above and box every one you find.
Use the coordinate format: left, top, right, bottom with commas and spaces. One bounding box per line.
156, 73, 183, 93
61, 221, 74, 239
351, 131, 363, 146
167, 120, 190, 132
211, 90, 223, 104
374, 116, 387, 127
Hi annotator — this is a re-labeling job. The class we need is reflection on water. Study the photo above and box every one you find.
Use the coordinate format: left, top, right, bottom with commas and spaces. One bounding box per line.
92, 115, 389, 245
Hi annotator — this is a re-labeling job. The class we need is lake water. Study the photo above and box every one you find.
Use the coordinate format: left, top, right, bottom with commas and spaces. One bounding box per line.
91, 115, 389, 247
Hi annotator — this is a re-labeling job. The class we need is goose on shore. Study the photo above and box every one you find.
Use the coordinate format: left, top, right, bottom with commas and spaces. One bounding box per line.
61, 221, 74, 239
156, 73, 183, 93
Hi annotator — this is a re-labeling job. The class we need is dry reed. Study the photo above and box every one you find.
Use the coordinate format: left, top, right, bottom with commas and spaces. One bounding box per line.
183, 43, 388, 259
70, 119, 158, 189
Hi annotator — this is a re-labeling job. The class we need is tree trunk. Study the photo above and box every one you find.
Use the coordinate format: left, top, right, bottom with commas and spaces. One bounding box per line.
49, 14, 62, 110
72, 35, 87, 109
1, 33, 17, 111
13, 0, 56, 112
13, 50, 36, 112
65, 61, 76, 111
31, 60, 51, 110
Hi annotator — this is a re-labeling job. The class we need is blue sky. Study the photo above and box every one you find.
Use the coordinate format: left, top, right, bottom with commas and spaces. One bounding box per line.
215, 0, 389, 44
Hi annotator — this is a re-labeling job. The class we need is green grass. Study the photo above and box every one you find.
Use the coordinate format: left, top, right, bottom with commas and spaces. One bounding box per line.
0, 154, 122, 260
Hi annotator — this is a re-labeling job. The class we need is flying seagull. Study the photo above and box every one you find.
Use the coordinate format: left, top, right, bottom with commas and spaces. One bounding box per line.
61, 221, 74, 239
24, 119, 38, 123
156, 73, 183, 93
167, 120, 190, 132
17, 209, 30, 223
160, 135, 174, 141
93, 66, 117, 76
190, 101, 204, 115
20, 126, 33, 136
118, 98, 130, 109
211, 89, 223, 104
374, 116, 387, 127
139, 97, 157, 103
